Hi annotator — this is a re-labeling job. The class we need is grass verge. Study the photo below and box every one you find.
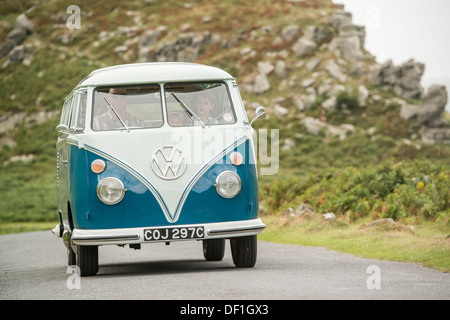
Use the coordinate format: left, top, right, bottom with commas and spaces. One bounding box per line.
259, 214, 450, 273
0, 221, 58, 235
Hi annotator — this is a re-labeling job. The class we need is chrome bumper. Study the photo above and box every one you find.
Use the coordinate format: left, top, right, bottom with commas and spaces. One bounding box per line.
71, 219, 266, 246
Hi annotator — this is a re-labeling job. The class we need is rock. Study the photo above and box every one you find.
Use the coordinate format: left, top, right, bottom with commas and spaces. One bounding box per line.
302, 78, 315, 88
358, 85, 369, 107
281, 25, 300, 41
419, 85, 448, 125
274, 60, 287, 77
303, 117, 326, 135
306, 58, 321, 71
9, 154, 35, 163
362, 218, 397, 228
371, 59, 425, 99
275, 105, 289, 117
292, 37, 316, 56
302, 116, 354, 139
322, 212, 336, 220
253, 73, 270, 94
258, 61, 274, 75
282, 207, 295, 216
2, 43, 34, 68
400, 59, 425, 99
0, 13, 33, 59
14, 13, 33, 33
325, 59, 347, 82
322, 96, 337, 112
137, 26, 167, 62
295, 203, 316, 216
139, 30, 211, 63
258, 204, 267, 215
400, 85, 448, 127
420, 126, 450, 145
329, 35, 363, 61
328, 11, 352, 28
282, 138, 296, 151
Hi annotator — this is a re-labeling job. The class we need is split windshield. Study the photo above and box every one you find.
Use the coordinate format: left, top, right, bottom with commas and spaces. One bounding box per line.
91, 82, 235, 131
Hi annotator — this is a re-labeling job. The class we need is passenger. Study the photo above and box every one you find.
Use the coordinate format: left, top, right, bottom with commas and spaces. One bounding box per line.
193, 92, 218, 125
168, 112, 185, 127
93, 87, 145, 130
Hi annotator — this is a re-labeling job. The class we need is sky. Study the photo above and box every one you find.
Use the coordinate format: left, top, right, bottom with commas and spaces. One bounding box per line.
333, 0, 450, 110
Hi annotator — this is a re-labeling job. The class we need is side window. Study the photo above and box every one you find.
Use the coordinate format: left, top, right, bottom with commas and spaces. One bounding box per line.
60, 96, 73, 126
69, 91, 87, 131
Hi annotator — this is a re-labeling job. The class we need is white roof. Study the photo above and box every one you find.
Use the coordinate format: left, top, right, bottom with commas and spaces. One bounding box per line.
78, 62, 234, 86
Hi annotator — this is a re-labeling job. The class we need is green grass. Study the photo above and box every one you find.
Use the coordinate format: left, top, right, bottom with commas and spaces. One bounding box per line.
0, 222, 58, 235
259, 214, 450, 272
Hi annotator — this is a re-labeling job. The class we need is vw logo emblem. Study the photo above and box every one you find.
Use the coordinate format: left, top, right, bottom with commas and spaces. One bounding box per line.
151, 146, 187, 180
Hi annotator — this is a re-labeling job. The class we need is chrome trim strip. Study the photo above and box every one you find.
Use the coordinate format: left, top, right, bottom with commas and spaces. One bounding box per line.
208, 226, 266, 236
72, 234, 140, 243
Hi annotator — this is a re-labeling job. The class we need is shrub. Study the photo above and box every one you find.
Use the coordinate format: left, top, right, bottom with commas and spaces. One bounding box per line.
262, 159, 449, 221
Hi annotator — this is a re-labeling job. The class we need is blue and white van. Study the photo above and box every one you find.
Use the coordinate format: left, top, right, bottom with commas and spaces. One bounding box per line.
53, 62, 266, 276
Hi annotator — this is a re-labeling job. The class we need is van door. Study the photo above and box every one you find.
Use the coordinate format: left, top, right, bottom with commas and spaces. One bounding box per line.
57, 95, 73, 228
57, 90, 87, 229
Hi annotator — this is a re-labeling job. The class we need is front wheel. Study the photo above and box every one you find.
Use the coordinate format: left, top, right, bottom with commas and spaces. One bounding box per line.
76, 245, 99, 276
230, 235, 257, 268
203, 239, 225, 261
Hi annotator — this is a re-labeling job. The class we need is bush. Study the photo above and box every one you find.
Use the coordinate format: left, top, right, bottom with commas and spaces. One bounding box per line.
262, 159, 449, 221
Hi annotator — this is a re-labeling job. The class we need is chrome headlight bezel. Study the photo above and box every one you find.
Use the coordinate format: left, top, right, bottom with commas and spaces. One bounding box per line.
96, 177, 126, 205
214, 171, 242, 199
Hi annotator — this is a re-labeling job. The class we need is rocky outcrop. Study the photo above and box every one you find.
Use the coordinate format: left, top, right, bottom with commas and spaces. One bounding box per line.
137, 29, 212, 62
0, 13, 34, 68
400, 85, 450, 144
302, 116, 355, 140
0, 14, 33, 59
328, 11, 365, 62
370, 59, 425, 99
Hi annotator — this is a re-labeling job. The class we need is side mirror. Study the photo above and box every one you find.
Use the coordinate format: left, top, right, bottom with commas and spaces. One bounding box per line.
55, 124, 69, 137
250, 106, 266, 126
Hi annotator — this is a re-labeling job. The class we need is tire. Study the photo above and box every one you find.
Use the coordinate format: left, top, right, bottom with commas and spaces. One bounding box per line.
76, 245, 99, 277
230, 235, 257, 268
203, 239, 225, 261
67, 233, 76, 267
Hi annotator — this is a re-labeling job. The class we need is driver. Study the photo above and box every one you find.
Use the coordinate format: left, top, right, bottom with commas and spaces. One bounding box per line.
93, 87, 145, 130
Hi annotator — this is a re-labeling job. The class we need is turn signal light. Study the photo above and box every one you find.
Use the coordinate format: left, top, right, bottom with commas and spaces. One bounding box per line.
229, 152, 243, 166
91, 159, 106, 174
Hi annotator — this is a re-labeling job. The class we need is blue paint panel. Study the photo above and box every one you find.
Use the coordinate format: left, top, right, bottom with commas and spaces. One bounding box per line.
177, 140, 259, 224
69, 139, 258, 230
68, 145, 90, 229
85, 152, 169, 229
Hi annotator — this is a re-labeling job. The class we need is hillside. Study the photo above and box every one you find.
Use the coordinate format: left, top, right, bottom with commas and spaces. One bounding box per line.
0, 0, 449, 226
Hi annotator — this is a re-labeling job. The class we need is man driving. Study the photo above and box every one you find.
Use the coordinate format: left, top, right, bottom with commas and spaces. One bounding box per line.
93, 87, 145, 130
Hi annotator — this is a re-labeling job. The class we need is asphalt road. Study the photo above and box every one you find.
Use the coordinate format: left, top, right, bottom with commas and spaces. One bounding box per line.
1, 230, 449, 300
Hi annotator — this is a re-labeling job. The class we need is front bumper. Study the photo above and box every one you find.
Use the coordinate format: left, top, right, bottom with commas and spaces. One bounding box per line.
71, 218, 266, 246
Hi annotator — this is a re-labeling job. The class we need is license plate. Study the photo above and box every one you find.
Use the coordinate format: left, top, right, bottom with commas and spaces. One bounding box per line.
143, 226, 204, 242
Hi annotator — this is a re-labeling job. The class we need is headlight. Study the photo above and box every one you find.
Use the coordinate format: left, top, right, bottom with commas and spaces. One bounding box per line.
214, 171, 241, 198
97, 177, 126, 205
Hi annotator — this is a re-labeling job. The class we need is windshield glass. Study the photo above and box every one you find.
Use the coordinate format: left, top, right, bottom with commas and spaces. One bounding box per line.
164, 82, 236, 127
92, 85, 163, 131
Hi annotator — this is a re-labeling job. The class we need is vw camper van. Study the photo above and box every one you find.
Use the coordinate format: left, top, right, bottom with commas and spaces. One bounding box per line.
53, 62, 266, 276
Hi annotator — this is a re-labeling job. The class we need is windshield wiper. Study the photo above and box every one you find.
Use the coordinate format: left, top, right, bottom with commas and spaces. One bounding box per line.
104, 97, 130, 132
171, 92, 205, 128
